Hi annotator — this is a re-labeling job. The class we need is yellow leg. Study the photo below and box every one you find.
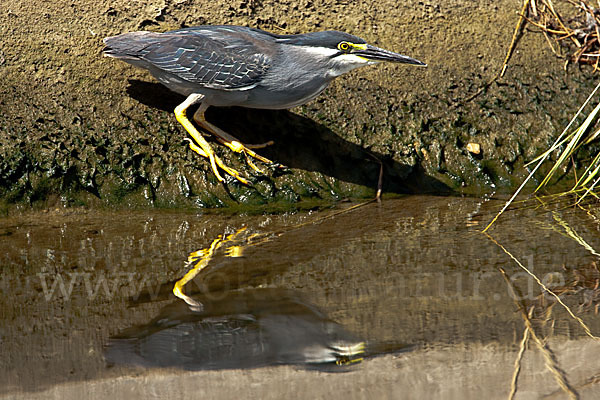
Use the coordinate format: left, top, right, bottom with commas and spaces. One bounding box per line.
183, 138, 208, 157
175, 94, 250, 185
192, 104, 275, 174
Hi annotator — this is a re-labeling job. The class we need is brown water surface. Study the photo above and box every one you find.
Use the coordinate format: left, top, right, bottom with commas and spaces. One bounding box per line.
1, 195, 600, 399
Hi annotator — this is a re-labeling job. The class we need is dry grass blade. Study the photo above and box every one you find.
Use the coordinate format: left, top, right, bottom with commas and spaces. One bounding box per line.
518, 0, 600, 67
551, 211, 600, 256
583, 126, 600, 144
528, 100, 600, 165
577, 174, 600, 202
543, 0, 581, 47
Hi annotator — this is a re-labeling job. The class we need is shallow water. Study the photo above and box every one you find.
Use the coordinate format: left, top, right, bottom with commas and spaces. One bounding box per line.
2, 195, 600, 399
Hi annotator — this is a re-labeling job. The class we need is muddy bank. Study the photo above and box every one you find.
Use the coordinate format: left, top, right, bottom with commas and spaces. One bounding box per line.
0, 0, 596, 209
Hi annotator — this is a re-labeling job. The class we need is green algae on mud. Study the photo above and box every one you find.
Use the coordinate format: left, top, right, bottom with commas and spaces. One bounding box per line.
0, 0, 598, 209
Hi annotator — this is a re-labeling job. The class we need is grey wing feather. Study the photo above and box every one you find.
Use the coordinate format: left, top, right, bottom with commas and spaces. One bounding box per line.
103, 28, 273, 90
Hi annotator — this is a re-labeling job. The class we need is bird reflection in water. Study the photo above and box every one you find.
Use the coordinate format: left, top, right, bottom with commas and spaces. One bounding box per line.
106, 227, 365, 369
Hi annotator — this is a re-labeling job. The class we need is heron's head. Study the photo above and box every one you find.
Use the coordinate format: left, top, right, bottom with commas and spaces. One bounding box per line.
276, 31, 426, 77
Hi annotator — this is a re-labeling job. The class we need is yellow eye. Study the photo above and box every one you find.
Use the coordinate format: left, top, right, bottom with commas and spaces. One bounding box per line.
338, 42, 351, 52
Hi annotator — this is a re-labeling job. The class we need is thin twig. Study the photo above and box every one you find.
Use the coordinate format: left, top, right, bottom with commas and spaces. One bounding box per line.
460, 0, 531, 105
544, 0, 582, 47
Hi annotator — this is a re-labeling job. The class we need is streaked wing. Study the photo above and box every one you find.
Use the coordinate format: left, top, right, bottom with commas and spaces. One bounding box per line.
113, 27, 273, 90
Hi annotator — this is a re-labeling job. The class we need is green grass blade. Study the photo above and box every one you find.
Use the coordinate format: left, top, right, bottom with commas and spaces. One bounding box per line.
536, 101, 600, 191
573, 152, 600, 189
483, 80, 600, 232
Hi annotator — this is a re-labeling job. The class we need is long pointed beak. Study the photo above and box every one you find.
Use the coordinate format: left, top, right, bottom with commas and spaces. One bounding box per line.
355, 44, 427, 66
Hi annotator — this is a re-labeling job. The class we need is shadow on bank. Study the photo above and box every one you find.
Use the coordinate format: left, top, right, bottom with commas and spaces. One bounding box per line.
127, 80, 451, 195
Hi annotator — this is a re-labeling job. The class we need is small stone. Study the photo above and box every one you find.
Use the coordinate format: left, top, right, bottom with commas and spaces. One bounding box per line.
466, 142, 481, 155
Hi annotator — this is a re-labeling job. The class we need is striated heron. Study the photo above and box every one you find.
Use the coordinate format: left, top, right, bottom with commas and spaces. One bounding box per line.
103, 25, 426, 184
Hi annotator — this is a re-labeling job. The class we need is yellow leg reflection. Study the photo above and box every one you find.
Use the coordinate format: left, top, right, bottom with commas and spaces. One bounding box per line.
172, 227, 247, 311
171, 219, 368, 366
172, 200, 378, 313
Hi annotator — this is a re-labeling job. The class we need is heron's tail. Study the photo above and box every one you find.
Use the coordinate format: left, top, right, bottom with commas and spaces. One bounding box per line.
102, 31, 164, 60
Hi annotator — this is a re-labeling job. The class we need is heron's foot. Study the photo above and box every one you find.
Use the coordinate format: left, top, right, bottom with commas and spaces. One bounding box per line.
185, 139, 251, 185
214, 139, 275, 174
175, 94, 251, 185
193, 107, 279, 175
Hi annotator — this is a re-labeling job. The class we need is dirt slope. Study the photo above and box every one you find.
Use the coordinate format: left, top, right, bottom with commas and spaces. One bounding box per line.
0, 0, 595, 209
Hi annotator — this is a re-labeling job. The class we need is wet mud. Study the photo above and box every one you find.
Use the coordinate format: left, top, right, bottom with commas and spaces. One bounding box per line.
1, 0, 597, 208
